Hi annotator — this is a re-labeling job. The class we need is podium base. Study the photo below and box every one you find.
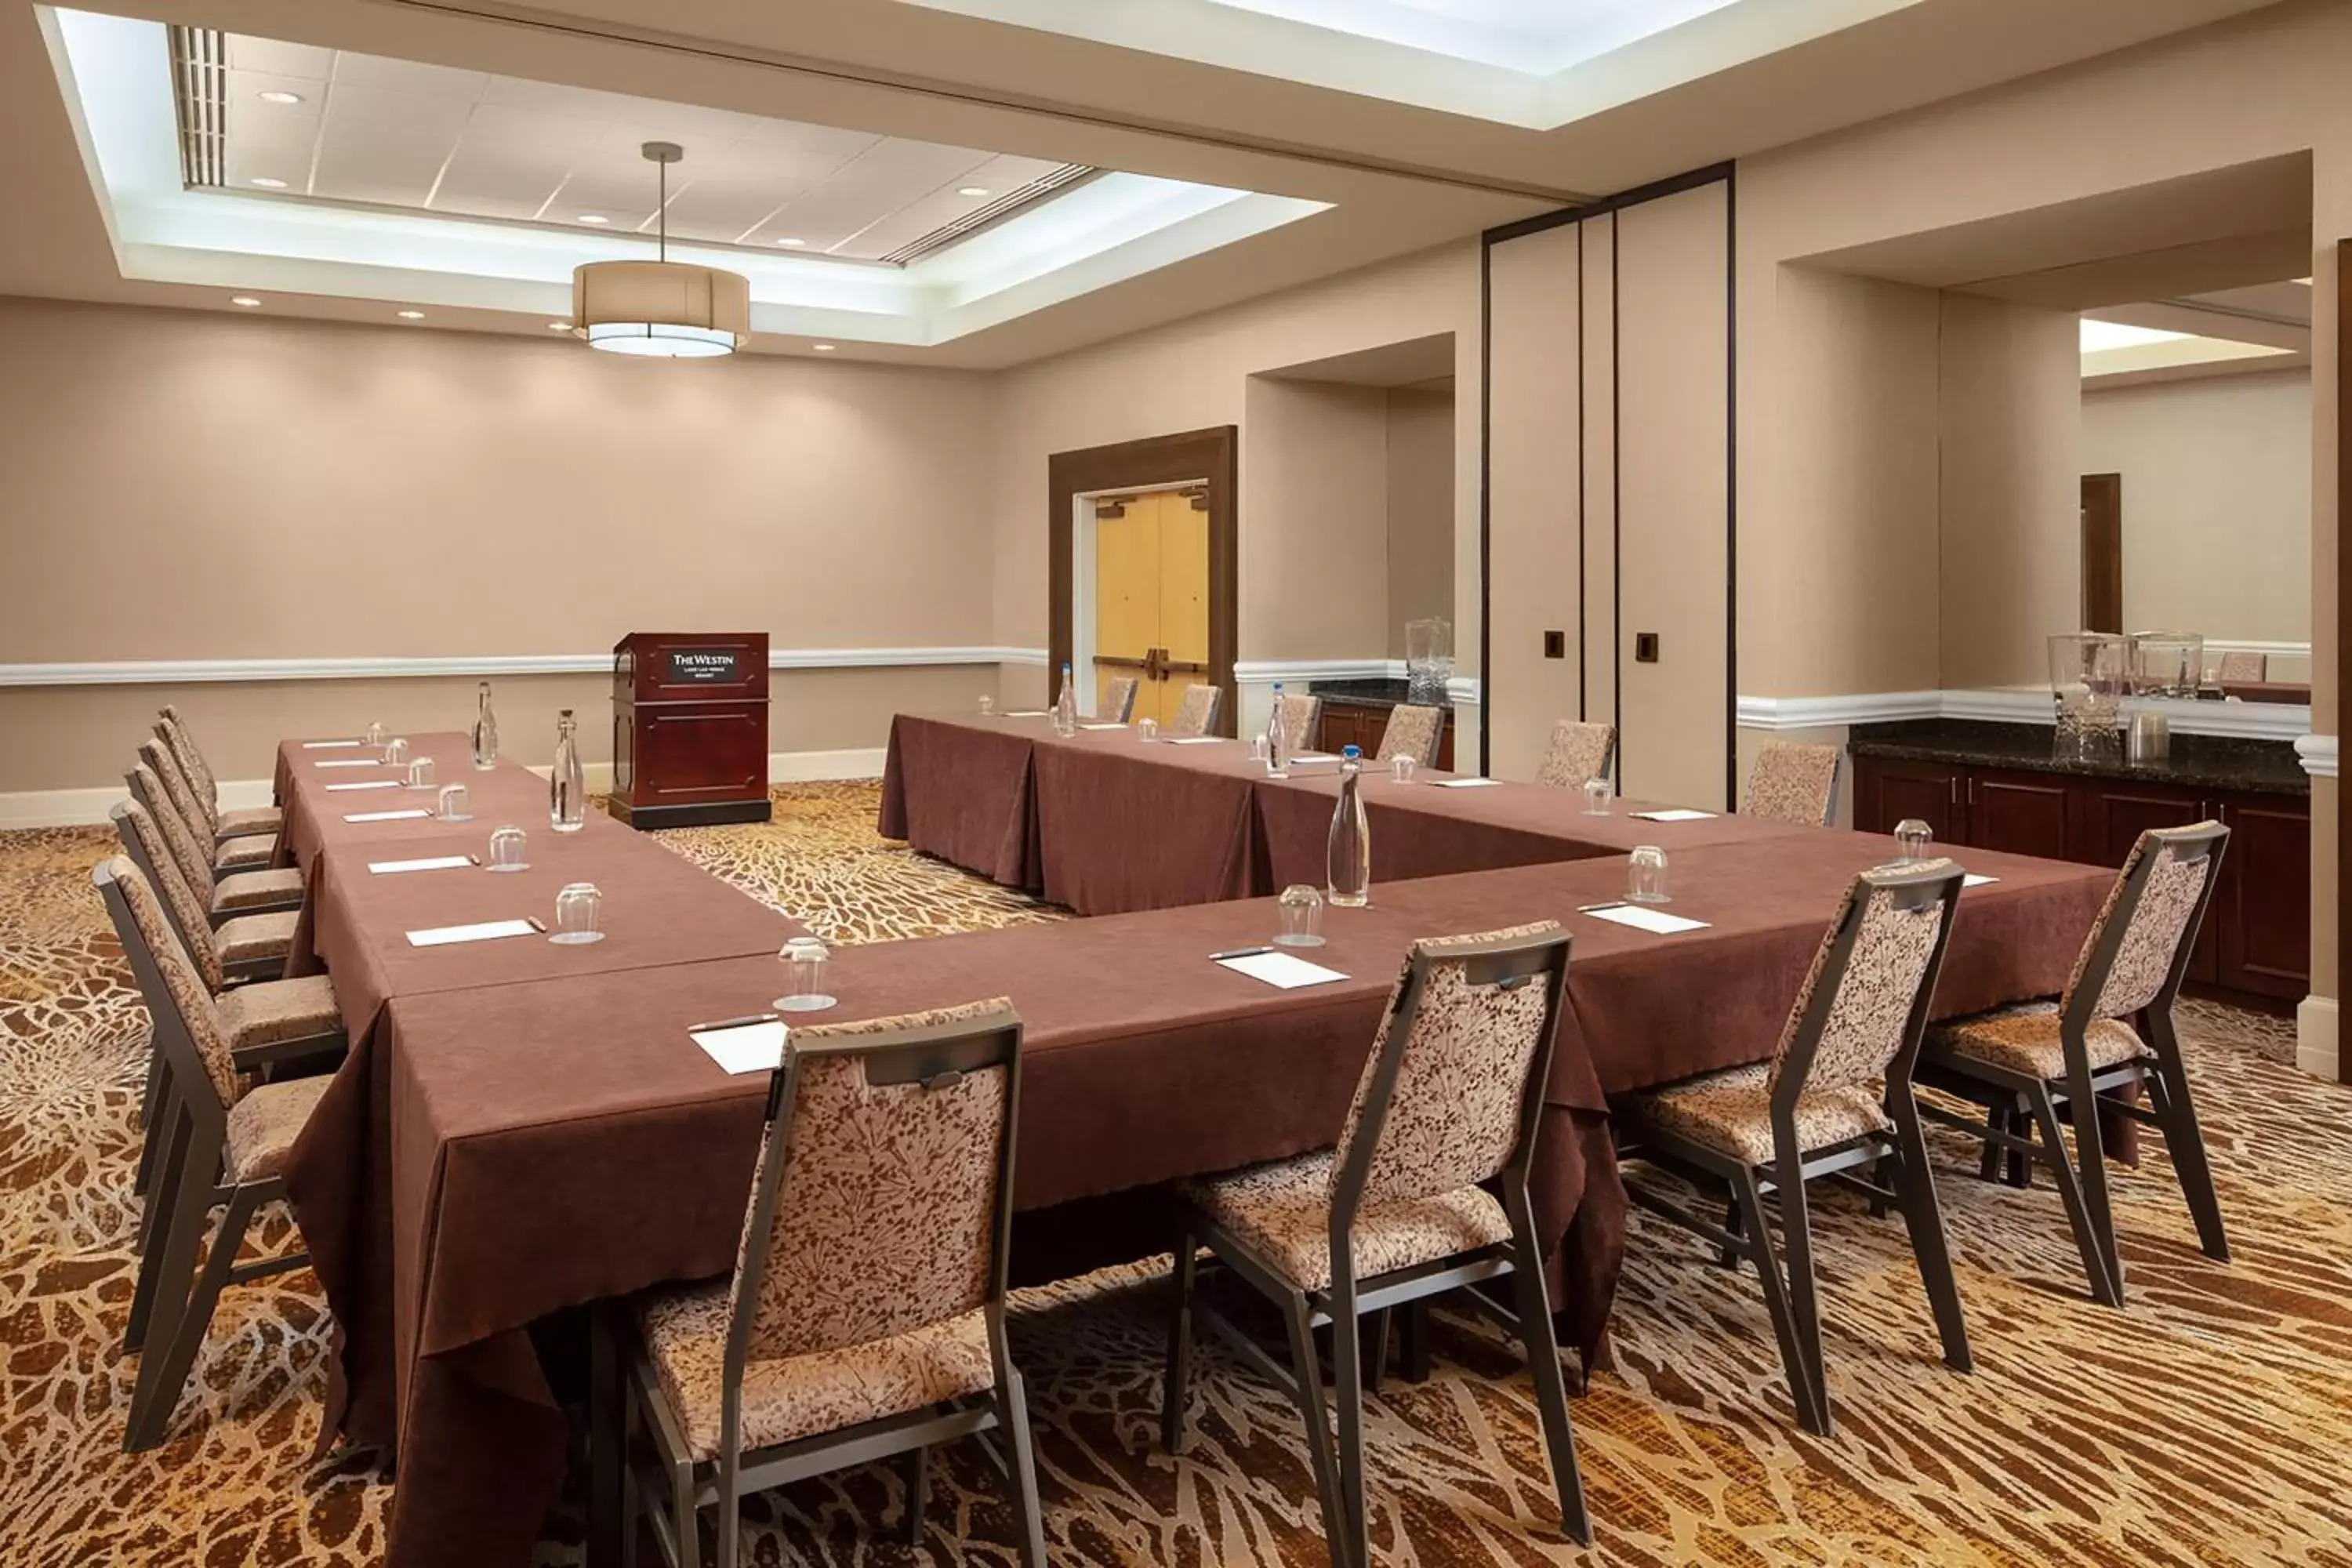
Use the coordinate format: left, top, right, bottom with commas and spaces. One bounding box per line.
608, 798, 773, 831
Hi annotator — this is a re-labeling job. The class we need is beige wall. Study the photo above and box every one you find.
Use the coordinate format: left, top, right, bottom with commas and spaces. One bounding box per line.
2082, 368, 2314, 676
1937, 293, 2085, 690
1240, 376, 1392, 664
1384, 387, 1456, 658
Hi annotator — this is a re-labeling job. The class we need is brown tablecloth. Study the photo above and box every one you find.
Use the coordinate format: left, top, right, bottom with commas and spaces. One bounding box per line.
875, 713, 1041, 887
335, 827, 2111, 1566
272, 733, 560, 873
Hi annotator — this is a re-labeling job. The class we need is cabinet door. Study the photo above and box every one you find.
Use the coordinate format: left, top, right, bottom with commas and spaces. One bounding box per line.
2074, 781, 2208, 868
1965, 768, 2072, 861
1852, 757, 1964, 843
2215, 796, 2312, 1001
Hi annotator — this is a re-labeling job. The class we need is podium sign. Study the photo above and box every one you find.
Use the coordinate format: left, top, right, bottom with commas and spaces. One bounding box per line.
610, 632, 772, 829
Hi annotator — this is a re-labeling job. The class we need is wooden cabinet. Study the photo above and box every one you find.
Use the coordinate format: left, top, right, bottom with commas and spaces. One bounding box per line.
1315, 702, 1456, 771
1852, 752, 2309, 1010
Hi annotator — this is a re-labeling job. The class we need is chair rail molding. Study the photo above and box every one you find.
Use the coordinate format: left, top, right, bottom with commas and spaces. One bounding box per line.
1231, 659, 1483, 706
0, 648, 1050, 687
1737, 688, 2311, 743
2296, 733, 2337, 778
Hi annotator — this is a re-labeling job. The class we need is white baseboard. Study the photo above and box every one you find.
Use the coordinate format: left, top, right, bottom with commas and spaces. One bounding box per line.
2298, 995, 2339, 1082
768, 748, 887, 782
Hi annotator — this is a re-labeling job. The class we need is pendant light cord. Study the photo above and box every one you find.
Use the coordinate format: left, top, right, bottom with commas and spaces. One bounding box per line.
657, 157, 667, 263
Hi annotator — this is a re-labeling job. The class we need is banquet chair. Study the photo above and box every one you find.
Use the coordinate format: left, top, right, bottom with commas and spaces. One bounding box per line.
1743, 742, 1841, 826
608, 1000, 1047, 1568
1374, 704, 1444, 769
1272, 691, 1323, 755
122, 776, 303, 923
1103, 675, 1139, 724
137, 739, 274, 873
1616, 860, 1971, 1437
93, 858, 341, 1452
1161, 924, 1590, 1566
1534, 720, 1616, 789
2214, 649, 2267, 684
1918, 822, 2230, 1307
1170, 683, 1221, 737
110, 800, 299, 987
157, 705, 285, 844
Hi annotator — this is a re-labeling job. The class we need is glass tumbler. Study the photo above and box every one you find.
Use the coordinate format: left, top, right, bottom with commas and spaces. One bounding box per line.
1138, 717, 1159, 742
437, 783, 471, 822
365, 720, 387, 747
978, 694, 995, 716
1628, 845, 1670, 905
407, 757, 436, 792
487, 826, 528, 873
775, 936, 837, 1012
1275, 884, 1326, 947
1583, 777, 1613, 815
1251, 732, 1269, 764
1894, 818, 1934, 864
1391, 755, 1417, 784
383, 736, 411, 768
551, 882, 604, 945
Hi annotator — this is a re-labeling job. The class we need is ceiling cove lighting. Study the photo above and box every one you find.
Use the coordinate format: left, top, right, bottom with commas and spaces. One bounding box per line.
811, 343, 836, 352
956, 187, 990, 197
230, 295, 261, 307
397, 309, 425, 319
249, 176, 289, 188
572, 143, 749, 359
256, 89, 303, 104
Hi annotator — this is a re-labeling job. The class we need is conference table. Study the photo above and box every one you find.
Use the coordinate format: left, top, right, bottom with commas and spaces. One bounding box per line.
272, 717, 2114, 1568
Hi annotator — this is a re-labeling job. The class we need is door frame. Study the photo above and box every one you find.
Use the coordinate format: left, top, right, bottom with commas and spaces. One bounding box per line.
2080, 471, 2123, 633
1050, 426, 1239, 735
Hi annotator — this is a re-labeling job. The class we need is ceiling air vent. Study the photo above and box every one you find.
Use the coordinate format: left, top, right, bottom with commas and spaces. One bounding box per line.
879, 164, 1100, 266
168, 26, 230, 189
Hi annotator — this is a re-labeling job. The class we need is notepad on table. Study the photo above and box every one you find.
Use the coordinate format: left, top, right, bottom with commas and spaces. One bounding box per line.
1631, 808, 1715, 822
314, 758, 384, 769
405, 918, 539, 948
1078, 722, 1127, 731
1002, 710, 1050, 717
1432, 777, 1504, 789
690, 1017, 786, 1075
326, 779, 402, 793
301, 739, 364, 750
1963, 873, 1998, 887
369, 855, 476, 875
1216, 950, 1349, 989
1167, 735, 1225, 746
1287, 751, 1338, 764
1580, 902, 1710, 935
343, 808, 433, 823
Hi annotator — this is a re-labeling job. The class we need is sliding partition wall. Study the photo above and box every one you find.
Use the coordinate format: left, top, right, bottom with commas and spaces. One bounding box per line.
1483, 166, 1734, 808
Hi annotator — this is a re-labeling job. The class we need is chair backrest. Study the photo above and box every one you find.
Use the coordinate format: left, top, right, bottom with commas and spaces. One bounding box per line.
2062, 822, 2228, 1026
123, 771, 216, 897
1375, 704, 1445, 768
110, 802, 224, 993
1766, 859, 1964, 1109
725, 999, 1022, 1409
1328, 924, 1570, 1230
1534, 720, 1616, 789
92, 856, 239, 1115
1744, 742, 1841, 826
1272, 691, 1322, 754
2215, 649, 2267, 684
139, 738, 215, 844
1171, 684, 1221, 737
156, 706, 219, 822
1104, 676, 1139, 724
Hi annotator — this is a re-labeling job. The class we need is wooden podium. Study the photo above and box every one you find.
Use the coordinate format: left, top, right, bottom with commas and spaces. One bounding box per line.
609, 632, 772, 829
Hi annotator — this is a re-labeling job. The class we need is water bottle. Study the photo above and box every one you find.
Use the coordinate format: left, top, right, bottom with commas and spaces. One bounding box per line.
1267, 681, 1290, 777
471, 680, 500, 770
1053, 662, 1079, 738
1327, 745, 1370, 907
550, 708, 587, 833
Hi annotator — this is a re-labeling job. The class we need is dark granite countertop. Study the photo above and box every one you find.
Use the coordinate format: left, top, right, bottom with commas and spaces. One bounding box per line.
1308, 677, 1452, 713
1848, 719, 2308, 797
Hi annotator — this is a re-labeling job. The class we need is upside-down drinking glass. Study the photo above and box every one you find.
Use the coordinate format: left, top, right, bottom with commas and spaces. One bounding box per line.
1138, 717, 1159, 742
551, 882, 603, 945
437, 783, 471, 822
1628, 845, 1670, 905
488, 826, 528, 873
1391, 755, 1416, 784
1583, 777, 1613, 815
383, 736, 411, 768
1894, 818, 1934, 864
407, 757, 436, 792
775, 936, 837, 1011
1276, 884, 1326, 947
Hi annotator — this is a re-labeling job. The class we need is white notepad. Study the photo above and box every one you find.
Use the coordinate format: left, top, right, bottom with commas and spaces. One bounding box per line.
301, 739, 364, 750
1167, 736, 1225, 746
1631, 808, 1715, 822
369, 855, 475, 875
326, 779, 402, 793
690, 1017, 786, 1075
1216, 950, 1349, 989
1432, 777, 1504, 789
1287, 751, 1338, 764
344, 808, 433, 823
405, 918, 538, 947
1002, 710, 1050, 717
1963, 873, 1998, 887
314, 759, 383, 769
1079, 722, 1128, 731
1580, 902, 1710, 935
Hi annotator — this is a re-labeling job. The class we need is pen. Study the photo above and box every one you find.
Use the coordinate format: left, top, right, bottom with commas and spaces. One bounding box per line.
1210, 946, 1273, 961
691, 1011, 781, 1033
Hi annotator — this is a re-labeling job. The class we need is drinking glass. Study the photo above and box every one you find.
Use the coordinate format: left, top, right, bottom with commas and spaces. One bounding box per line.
1138, 717, 1159, 742
978, 694, 995, 716
1251, 732, 1270, 764
437, 783, 471, 822
1391, 755, 1417, 784
1275, 884, 1326, 947
1583, 777, 1613, 815
1628, 845, 1670, 905
1894, 818, 1934, 864
551, 882, 604, 945
775, 936, 837, 1011
487, 826, 528, 873
383, 736, 411, 767
407, 757, 436, 792
365, 720, 387, 747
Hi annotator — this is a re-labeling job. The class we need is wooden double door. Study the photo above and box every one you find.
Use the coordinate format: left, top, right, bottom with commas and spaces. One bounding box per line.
1093, 488, 1209, 727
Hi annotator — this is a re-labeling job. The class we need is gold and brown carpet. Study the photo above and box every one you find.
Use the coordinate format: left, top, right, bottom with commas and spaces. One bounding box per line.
2, 782, 2346, 1566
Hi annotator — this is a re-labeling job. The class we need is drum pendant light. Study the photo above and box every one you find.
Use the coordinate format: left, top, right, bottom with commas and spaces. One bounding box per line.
572, 142, 749, 358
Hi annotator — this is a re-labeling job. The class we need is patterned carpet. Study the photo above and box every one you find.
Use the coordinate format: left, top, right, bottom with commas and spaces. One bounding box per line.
2, 781, 2347, 1566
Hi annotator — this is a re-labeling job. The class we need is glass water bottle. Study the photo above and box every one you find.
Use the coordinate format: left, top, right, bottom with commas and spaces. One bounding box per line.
1327, 745, 1370, 907
1053, 661, 1079, 738
1268, 681, 1290, 777
550, 708, 587, 833
471, 680, 500, 770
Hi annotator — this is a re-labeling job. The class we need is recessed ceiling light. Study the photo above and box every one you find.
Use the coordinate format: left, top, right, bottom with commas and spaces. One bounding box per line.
578, 214, 610, 224
397, 309, 425, 320
956, 187, 990, 198
811, 343, 837, 352
776, 237, 807, 247
249, 176, 289, 189
548, 321, 572, 331
230, 296, 261, 307
256, 89, 304, 105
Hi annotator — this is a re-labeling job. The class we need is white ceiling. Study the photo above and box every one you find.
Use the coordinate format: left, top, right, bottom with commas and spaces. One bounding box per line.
212, 34, 1074, 259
